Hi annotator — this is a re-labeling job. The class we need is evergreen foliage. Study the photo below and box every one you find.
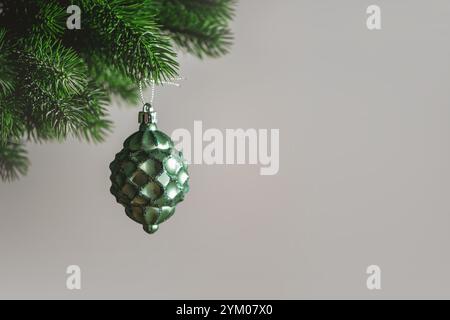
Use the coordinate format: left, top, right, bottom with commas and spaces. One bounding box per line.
0, 0, 235, 181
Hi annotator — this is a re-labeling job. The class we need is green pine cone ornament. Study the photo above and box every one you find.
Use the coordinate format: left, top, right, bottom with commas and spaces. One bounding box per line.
109, 105, 189, 234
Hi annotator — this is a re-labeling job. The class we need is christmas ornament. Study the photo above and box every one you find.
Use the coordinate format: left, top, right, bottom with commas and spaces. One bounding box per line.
109, 83, 189, 234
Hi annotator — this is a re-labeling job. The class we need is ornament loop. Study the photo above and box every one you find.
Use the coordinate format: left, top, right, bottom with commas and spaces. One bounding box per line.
143, 102, 152, 113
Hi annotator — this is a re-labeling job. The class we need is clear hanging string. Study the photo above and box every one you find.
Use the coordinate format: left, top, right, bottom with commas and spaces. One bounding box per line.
138, 77, 185, 106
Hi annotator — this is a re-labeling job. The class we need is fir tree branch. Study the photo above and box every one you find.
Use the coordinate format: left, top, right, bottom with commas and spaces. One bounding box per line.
19, 34, 89, 99
0, 0, 236, 181
88, 55, 139, 104
72, 82, 113, 143
33, 1, 66, 38
79, 0, 179, 82
156, 0, 235, 58
0, 28, 26, 145
25, 81, 112, 144
0, 29, 15, 97
0, 141, 29, 182
0, 98, 26, 145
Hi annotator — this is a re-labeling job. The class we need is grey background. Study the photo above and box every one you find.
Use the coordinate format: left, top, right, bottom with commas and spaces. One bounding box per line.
1, 0, 450, 299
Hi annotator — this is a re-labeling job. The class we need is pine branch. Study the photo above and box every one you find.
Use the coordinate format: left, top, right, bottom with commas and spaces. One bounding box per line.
19, 34, 89, 99
33, 1, 66, 38
0, 28, 26, 145
0, 0, 236, 181
0, 29, 15, 97
72, 82, 113, 143
25, 81, 112, 144
79, 0, 179, 82
88, 55, 139, 103
0, 141, 29, 182
156, 0, 235, 58
0, 99, 26, 145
